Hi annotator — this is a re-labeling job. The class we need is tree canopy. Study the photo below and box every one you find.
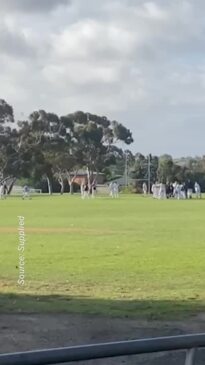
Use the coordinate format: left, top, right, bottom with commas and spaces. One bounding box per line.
0, 101, 133, 193
1, 99, 205, 194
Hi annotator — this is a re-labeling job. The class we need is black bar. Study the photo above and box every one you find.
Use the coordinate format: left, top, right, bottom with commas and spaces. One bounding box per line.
0, 333, 205, 365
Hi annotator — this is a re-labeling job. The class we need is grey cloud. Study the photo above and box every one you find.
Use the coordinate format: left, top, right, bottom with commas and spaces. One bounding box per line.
0, 25, 35, 58
1, 0, 205, 156
0, 0, 70, 13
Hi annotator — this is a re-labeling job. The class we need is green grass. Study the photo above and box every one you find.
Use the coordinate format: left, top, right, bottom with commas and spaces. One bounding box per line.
0, 194, 205, 319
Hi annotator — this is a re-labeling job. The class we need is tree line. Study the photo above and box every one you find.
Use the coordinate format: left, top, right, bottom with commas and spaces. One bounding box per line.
1, 98, 205, 194
126, 153, 205, 192
0, 99, 133, 194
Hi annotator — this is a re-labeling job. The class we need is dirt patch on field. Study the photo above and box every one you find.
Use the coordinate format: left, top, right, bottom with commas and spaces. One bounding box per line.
1, 313, 205, 364
0, 226, 119, 235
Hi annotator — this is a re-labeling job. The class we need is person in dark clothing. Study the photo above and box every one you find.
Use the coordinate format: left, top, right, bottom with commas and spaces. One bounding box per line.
166, 182, 173, 198
184, 181, 188, 199
3, 183, 8, 198
166, 183, 171, 198
84, 184, 89, 198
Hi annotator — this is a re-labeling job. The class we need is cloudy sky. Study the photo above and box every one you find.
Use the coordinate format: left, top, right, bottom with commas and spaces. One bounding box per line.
0, 0, 205, 156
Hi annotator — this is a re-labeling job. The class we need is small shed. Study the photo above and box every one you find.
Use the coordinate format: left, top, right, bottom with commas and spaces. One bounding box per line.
70, 170, 105, 185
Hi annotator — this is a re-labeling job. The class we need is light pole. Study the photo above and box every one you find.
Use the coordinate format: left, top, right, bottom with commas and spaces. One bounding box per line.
147, 154, 151, 194
124, 151, 128, 187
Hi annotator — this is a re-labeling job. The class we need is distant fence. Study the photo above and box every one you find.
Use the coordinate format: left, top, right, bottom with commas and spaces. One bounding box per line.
0, 333, 205, 365
10, 188, 42, 196
96, 184, 109, 195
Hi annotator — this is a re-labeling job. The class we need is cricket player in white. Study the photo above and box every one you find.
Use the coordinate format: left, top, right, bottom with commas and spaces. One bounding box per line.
187, 188, 193, 199
84, 184, 90, 199
152, 182, 160, 199
180, 184, 186, 199
22, 185, 30, 199
174, 183, 181, 200
151, 183, 157, 198
113, 182, 119, 198
195, 182, 201, 198
159, 183, 166, 199
81, 182, 85, 199
174, 183, 179, 199
142, 182, 147, 195
109, 182, 114, 198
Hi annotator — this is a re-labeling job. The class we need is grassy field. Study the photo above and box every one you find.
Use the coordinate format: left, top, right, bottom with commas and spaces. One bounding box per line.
0, 194, 205, 319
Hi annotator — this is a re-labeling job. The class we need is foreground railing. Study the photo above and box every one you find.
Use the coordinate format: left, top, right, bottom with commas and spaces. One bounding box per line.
0, 333, 205, 365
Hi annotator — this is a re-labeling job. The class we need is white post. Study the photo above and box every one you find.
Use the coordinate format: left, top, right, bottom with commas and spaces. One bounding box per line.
148, 154, 151, 194
125, 152, 128, 187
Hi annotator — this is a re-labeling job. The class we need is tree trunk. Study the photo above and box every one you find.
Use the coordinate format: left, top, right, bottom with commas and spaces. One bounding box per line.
67, 177, 75, 194
69, 181, 74, 194
46, 176, 53, 195
7, 177, 16, 195
60, 181, 65, 195
66, 170, 78, 194
86, 167, 90, 185
0, 175, 13, 185
87, 167, 95, 193
86, 167, 91, 191
58, 176, 65, 195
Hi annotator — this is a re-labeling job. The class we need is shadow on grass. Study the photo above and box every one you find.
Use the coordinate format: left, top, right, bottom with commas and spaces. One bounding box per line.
0, 293, 205, 320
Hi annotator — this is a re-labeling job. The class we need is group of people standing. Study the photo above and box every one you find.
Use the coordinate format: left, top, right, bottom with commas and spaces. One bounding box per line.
80, 181, 119, 199
150, 180, 202, 200
80, 181, 97, 199
109, 182, 119, 198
